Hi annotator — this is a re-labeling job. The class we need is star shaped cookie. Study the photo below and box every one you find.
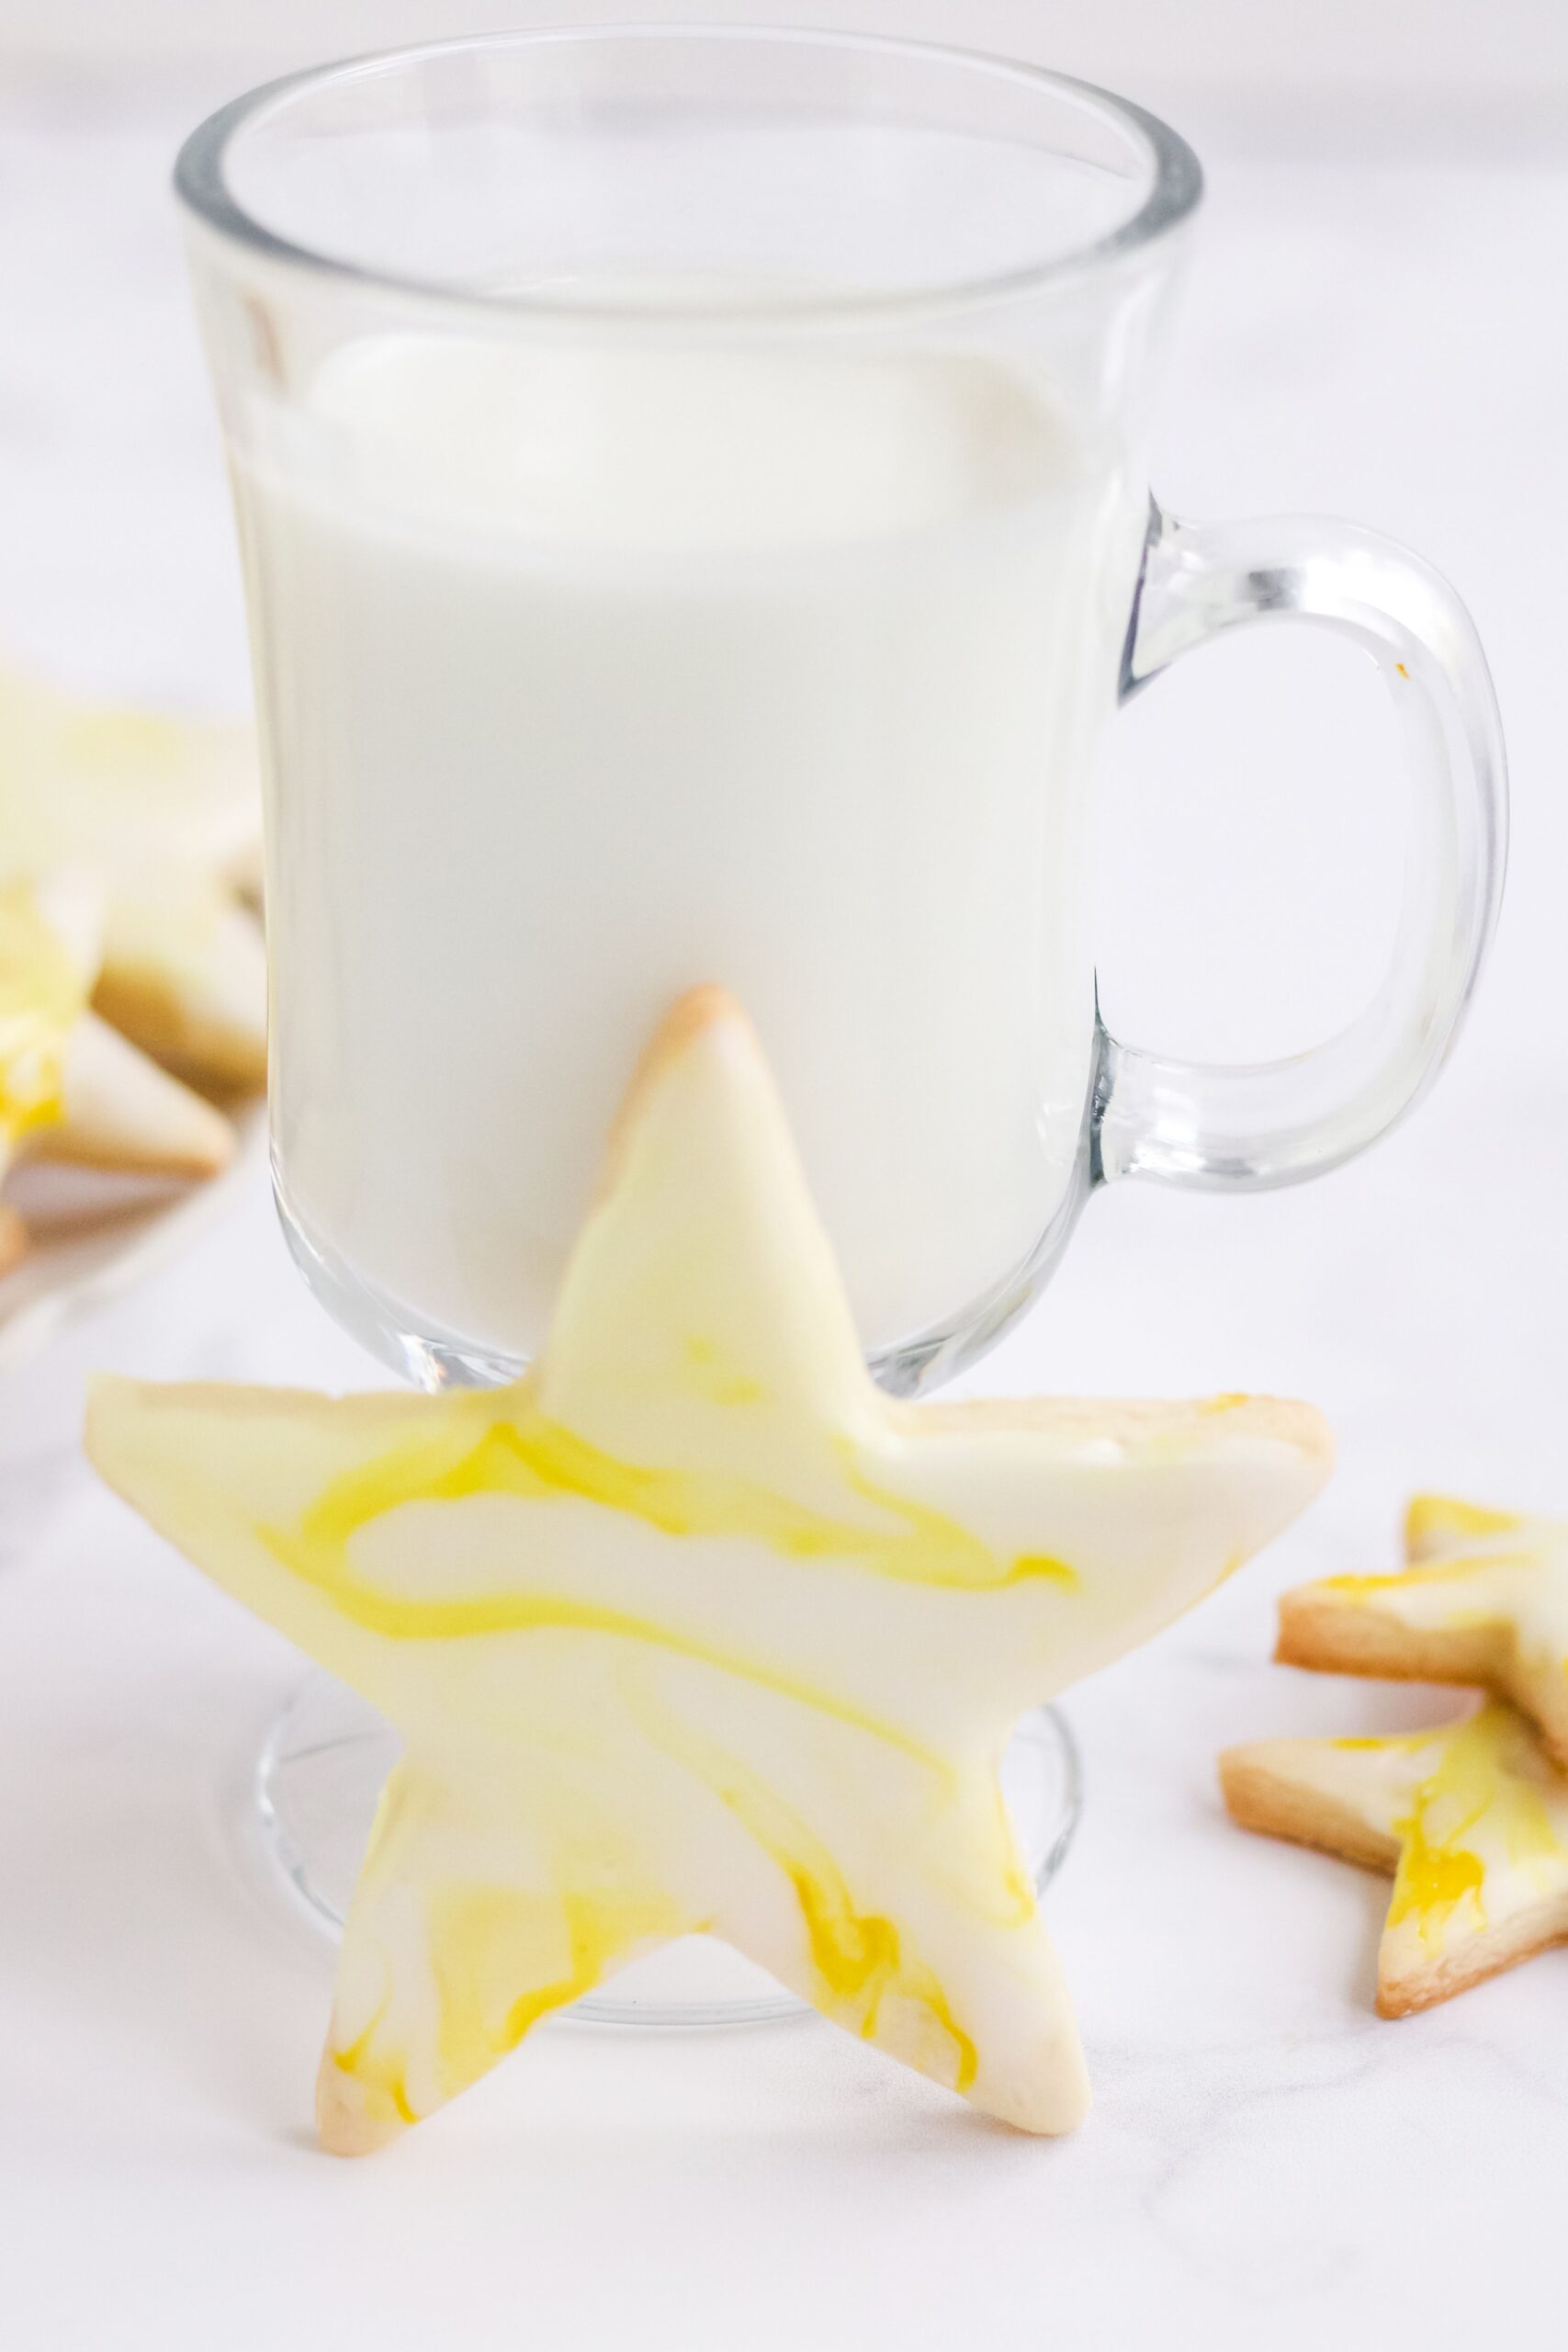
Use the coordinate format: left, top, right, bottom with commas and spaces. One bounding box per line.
1277, 1496, 1568, 1767
88, 989, 1330, 2153
1221, 1701, 1568, 2013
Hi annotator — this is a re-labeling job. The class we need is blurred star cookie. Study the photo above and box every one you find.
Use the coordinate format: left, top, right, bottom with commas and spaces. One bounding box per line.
1278, 1496, 1568, 1768
0, 661, 265, 1092
0, 660, 256, 877
94, 867, 266, 1092
0, 873, 233, 1206
1221, 1701, 1568, 2014
54, 1012, 235, 1181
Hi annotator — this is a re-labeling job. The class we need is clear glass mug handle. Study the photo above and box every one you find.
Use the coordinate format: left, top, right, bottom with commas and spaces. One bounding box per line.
1094, 502, 1507, 1188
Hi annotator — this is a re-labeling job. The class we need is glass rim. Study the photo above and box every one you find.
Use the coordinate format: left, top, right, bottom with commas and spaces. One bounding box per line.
174, 23, 1203, 327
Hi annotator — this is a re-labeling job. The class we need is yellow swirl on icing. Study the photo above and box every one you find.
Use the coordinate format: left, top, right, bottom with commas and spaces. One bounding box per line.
1316, 1552, 1534, 1601
1405, 1495, 1522, 1551
268, 1402, 1078, 1598
268, 1540, 947, 1772
1388, 1816, 1485, 1944
261, 1457, 957, 1776
625, 1681, 977, 2089
255, 1400, 1083, 1771
1383, 1709, 1560, 1946
330, 1999, 417, 2132
431, 1884, 685, 2085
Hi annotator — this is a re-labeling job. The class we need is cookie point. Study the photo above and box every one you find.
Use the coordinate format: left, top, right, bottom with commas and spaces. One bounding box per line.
645, 984, 759, 1077
315, 2051, 406, 2159
1007, 2036, 1092, 2136
593, 984, 766, 1196
1276, 1397, 1336, 1466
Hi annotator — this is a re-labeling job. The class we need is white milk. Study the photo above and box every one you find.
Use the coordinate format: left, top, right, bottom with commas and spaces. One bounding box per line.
236, 326, 1141, 1362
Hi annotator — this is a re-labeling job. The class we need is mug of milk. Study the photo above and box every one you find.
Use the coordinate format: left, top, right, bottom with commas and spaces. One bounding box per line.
180, 28, 1505, 1394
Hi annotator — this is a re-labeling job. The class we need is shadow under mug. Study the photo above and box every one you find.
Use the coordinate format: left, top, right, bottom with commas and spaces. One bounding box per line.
179, 28, 1507, 1397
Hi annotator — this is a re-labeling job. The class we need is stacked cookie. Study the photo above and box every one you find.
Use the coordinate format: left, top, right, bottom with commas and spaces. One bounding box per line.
1223, 1498, 1568, 2013
0, 662, 266, 1270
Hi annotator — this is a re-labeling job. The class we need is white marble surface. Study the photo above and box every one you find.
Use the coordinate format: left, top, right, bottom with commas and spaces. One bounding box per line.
2, 104, 1566, 2349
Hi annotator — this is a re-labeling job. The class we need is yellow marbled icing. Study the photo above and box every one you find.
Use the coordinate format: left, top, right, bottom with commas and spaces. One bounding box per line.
1385, 1714, 1495, 1947
1238, 1702, 1568, 2011
432, 1883, 685, 2078
1387, 1815, 1485, 1945
626, 1683, 978, 2087
1405, 1495, 1522, 1552
330, 1987, 417, 2132
88, 988, 1331, 2152
265, 1402, 1081, 1609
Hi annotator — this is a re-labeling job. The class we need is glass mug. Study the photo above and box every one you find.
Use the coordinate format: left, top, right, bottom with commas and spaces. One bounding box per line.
179, 28, 1506, 1399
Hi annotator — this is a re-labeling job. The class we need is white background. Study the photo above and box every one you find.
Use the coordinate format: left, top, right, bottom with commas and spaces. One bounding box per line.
5, 0, 1568, 120
0, 6, 1565, 2346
